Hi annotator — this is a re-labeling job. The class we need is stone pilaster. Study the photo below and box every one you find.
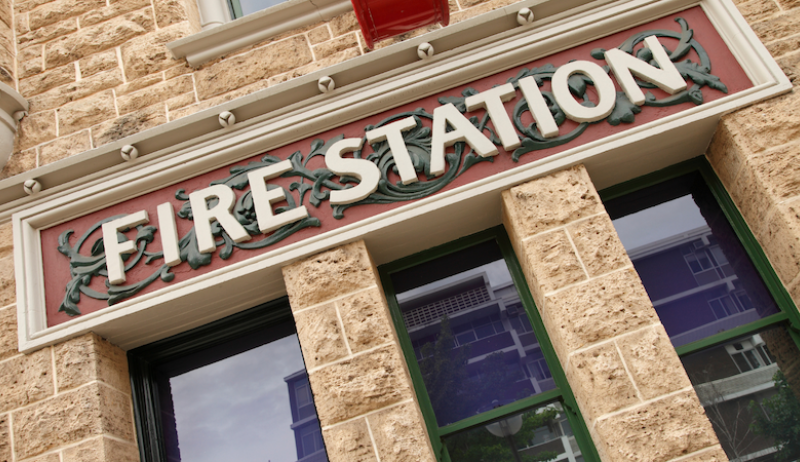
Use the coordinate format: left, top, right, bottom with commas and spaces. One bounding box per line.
502, 165, 725, 462
282, 241, 436, 462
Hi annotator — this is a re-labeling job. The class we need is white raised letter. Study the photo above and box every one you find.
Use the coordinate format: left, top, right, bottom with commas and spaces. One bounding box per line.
465, 83, 520, 151
325, 137, 381, 205
157, 203, 181, 267
366, 117, 419, 185
551, 61, 616, 123
103, 210, 149, 285
517, 76, 559, 138
605, 35, 687, 106
431, 103, 498, 177
189, 184, 251, 254
247, 160, 310, 233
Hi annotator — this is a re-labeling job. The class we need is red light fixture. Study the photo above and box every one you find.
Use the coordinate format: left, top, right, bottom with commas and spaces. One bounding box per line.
350, 0, 450, 49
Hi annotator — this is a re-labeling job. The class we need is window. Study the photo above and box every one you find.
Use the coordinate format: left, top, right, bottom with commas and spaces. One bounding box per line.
379, 228, 599, 462
603, 158, 800, 462
129, 298, 329, 462
227, 0, 286, 19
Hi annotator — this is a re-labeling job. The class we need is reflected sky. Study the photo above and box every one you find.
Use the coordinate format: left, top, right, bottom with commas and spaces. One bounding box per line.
612, 195, 706, 251
238, 0, 286, 15
397, 259, 512, 301
170, 334, 305, 462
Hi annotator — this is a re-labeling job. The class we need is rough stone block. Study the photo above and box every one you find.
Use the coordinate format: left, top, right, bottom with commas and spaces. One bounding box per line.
503, 165, 604, 239
568, 215, 629, 278
566, 342, 639, 421
62, 435, 140, 462
18, 44, 43, 80
79, 50, 118, 78
616, 325, 692, 401
57, 90, 116, 135
544, 269, 657, 357
194, 35, 312, 100
718, 159, 773, 244
594, 391, 718, 462
767, 36, 800, 60
29, 69, 123, 113
12, 383, 135, 460
750, 9, 800, 43
0, 413, 10, 462
706, 119, 744, 189
0, 257, 15, 307
0, 223, 11, 261
55, 333, 131, 394
676, 446, 728, 462
19, 63, 75, 97
117, 74, 192, 115
0, 347, 53, 413
313, 33, 359, 60
328, 11, 359, 36
79, 0, 151, 28
521, 229, 587, 294
283, 241, 378, 311
747, 141, 800, 201
734, 0, 779, 23
762, 198, 800, 284
27, 453, 62, 462
18, 18, 78, 49
777, 51, 800, 86
367, 402, 435, 462
723, 85, 800, 155
0, 307, 17, 363
308, 345, 413, 426
39, 130, 92, 165
29, 0, 105, 29
165, 92, 196, 112
294, 303, 348, 370
322, 418, 378, 462
15, 11, 29, 35
154, 0, 190, 27
45, 10, 153, 68
337, 288, 394, 354
91, 104, 167, 146
308, 25, 331, 45
2, 148, 37, 178
120, 23, 190, 80
268, 48, 359, 86
115, 73, 162, 96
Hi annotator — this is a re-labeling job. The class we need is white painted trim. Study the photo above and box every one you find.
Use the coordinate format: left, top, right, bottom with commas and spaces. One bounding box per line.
0, 82, 28, 173
170, 0, 353, 66
197, 0, 232, 29
13, 0, 791, 353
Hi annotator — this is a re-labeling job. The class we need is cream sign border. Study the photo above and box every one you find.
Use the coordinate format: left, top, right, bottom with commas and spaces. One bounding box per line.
14, 0, 791, 353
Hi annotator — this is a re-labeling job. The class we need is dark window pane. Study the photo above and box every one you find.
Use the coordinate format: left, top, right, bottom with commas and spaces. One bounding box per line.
391, 241, 552, 426
606, 173, 780, 347
444, 402, 583, 462
155, 323, 328, 462
681, 326, 800, 461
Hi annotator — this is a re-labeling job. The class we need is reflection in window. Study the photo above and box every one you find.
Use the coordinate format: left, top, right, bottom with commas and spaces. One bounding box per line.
390, 241, 557, 427
606, 173, 780, 348
681, 326, 800, 462
153, 320, 328, 462
444, 402, 583, 462
228, 0, 288, 19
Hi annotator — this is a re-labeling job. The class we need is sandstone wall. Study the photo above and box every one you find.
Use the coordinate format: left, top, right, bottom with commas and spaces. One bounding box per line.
0, 0, 13, 85
5, 0, 518, 178
706, 0, 800, 313
502, 165, 727, 462
282, 241, 436, 462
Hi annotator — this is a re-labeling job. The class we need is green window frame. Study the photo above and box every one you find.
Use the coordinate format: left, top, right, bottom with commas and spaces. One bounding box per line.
600, 156, 800, 459
378, 227, 600, 462
599, 157, 800, 356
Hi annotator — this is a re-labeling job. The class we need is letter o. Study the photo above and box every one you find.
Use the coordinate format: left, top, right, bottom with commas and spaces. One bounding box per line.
551, 61, 616, 123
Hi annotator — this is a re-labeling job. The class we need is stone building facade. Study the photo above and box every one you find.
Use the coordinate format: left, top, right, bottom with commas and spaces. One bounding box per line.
0, 0, 799, 460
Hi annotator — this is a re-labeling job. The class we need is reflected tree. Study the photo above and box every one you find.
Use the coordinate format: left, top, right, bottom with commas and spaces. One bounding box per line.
750, 371, 800, 461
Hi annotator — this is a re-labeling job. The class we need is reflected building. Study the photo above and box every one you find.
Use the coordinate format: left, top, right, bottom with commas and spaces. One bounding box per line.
399, 271, 583, 462
284, 371, 328, 462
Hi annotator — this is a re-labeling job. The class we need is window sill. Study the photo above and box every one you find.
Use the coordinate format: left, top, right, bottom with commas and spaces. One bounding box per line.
168, 0, 353, 67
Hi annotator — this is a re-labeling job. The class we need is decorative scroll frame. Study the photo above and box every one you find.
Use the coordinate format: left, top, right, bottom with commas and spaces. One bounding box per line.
13, 0, 791, 353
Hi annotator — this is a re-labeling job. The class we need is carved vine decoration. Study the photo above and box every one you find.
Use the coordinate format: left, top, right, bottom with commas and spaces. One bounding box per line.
56, 18, 727, 315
